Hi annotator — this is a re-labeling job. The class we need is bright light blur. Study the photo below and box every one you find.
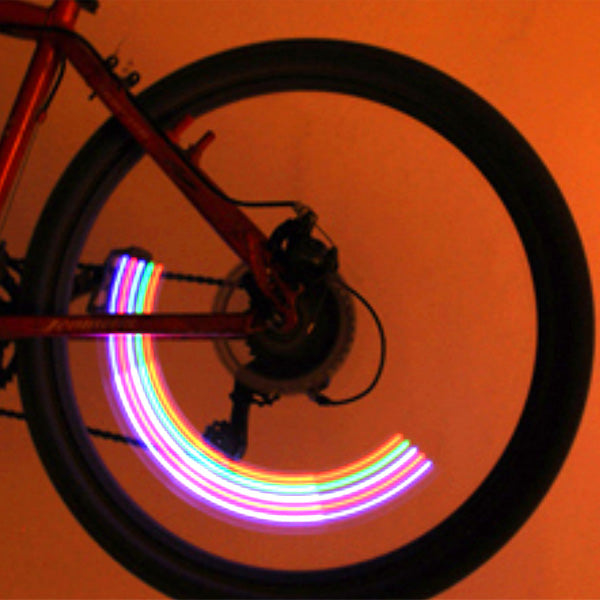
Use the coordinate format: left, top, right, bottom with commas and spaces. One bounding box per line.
105, 254, 434, 526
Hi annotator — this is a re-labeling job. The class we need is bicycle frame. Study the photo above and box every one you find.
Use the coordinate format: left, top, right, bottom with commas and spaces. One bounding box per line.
0, 0, 295, 338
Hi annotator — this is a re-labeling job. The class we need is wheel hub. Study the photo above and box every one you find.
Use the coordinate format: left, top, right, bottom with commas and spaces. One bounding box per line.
213, 266, 355, 395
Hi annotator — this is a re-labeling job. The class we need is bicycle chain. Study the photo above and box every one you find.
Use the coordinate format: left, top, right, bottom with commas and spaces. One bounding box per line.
0, 406, 145, 447
0, 245, 22, 389
162, 270, 239, 287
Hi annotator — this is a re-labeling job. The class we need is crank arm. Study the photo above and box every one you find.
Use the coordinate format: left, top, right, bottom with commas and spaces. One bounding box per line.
0, 312, 261, 339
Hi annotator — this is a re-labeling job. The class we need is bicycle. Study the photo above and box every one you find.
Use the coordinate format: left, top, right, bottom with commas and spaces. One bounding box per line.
0, 0, 594, 597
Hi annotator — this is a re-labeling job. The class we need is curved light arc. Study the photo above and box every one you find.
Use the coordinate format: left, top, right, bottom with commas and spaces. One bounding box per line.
105, 255, 434, 525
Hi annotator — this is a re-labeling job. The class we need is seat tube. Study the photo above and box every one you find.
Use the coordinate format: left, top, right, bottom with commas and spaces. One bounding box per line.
0, 0, 80, 213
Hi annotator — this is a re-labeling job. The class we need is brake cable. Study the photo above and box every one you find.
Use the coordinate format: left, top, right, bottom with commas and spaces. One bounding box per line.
308, 280, 386, 406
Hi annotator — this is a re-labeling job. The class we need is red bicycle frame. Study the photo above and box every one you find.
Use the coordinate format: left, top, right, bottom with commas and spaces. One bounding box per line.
0, 0, 296, 338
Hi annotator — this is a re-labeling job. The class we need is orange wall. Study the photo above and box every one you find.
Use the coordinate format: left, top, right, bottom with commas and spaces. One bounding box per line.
0, 1, 598, 598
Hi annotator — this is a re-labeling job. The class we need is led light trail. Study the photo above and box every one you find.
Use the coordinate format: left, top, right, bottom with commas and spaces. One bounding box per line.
105, 254, 433, 525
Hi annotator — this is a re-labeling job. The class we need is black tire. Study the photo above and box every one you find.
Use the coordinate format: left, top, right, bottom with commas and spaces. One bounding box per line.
17, 40, 593, 598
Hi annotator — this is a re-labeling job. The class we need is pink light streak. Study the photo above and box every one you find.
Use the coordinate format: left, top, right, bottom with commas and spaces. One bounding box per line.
104, 254, 434, 525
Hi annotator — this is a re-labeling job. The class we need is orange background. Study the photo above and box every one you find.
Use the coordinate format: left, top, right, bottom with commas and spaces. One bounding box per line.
0, 0, 598, 598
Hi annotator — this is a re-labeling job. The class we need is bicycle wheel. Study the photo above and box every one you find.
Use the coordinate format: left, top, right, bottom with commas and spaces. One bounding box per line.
17, 40, 593, 597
